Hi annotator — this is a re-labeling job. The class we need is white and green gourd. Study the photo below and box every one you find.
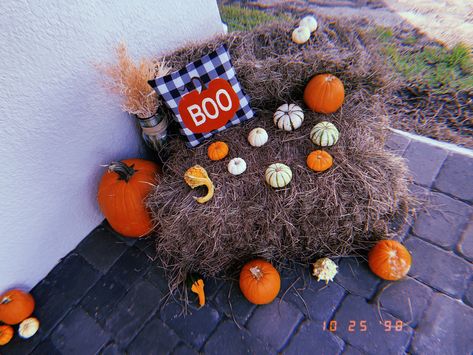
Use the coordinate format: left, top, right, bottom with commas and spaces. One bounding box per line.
273, 103, 304, 131
310, 121, 340, 147
265, 163, 293, 188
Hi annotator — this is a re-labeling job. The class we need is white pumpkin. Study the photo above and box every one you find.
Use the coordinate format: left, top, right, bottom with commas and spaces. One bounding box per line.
291, 26, 310, 44
299, 16, 318, 33
310, 121, 340, 147
265, 163, 293, 188
18, 317, 40, 339
228, 158, 247, 175
274, 103, 304, 131
248, 127, 269, 147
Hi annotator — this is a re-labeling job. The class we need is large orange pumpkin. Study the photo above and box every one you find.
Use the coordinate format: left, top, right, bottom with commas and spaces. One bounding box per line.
0, 289, 35, 325
97, 159, 160, 238
304, 74, 345, 114
239, 259, 280, 305
368, 240, 412, 281
0, 325, 13, 346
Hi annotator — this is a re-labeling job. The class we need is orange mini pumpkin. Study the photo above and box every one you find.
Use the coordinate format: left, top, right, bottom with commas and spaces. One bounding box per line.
307, 150, 333, 172
208, 141, 229, 161
304, 74, 345, 114
368, 240, 412, 281
239, 259, 280, 305
0, 325, 13, 346
97, 159, 160, 238
0, 289, 35, 325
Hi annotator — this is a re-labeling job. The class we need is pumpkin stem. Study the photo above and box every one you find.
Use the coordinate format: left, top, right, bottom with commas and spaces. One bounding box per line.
325, 75, 334, 82
108, 161, 137, 182
249, 266, 263, 280
0, 297, 11, 305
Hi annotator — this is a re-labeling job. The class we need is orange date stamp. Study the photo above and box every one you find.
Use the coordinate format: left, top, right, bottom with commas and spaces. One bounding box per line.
322, 320, 405, 332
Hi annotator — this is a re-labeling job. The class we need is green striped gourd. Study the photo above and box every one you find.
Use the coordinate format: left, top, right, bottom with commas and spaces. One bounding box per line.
265, 163, 293, 188
310, 121, 339, 147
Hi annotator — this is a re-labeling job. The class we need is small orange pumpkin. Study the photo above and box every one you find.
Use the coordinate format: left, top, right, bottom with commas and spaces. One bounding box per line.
207, 141, 229, 161
368, 240, 412, 281
239, 259, 280, 305
0, 325, 13, 346
307, 150, 333, 172
97, 159, 160, 238
304, 74, 345, 113
0, 289, 35, 325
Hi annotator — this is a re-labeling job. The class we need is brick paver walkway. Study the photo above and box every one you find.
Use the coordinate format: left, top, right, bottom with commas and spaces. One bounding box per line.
3, 131, 472, 355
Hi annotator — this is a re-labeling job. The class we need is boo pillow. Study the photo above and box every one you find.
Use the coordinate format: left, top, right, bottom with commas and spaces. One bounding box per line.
149, 44, 254, 148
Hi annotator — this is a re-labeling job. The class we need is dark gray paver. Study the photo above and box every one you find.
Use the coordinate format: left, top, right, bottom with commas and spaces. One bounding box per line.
434, 152, 473, 203
105, 279, 161, 346
107, 247, 152, 290
464, 282, 473, 307
246, 298, 303, 351
76, 226, 129, 273
411, 293, 473, 355
134, 236, 158, 260
280, 263, 306, 292
172, 343, 199, 355
50, 308, 110, 355
412, 191, 472, 249
403, 141, 448, 187
342, 344, 364, 354
384, 132, 410, 155
333, 294, 413, 355
81, 274, 127, 325
334, 257, 380, 299
404, 236, 472, 298
457, 219, 473, 261
160, 302, 221, 349
126, 317, 180, 355
42, 253, 101, 304
204, 320, 273, 355
99, 342, 122, 355
283, 320, 344, 355
30, 339, 61, 355
145, 264, 169, 293
214, 282, 256, 326
376, 277, 433, 327
283, 273, 345, 321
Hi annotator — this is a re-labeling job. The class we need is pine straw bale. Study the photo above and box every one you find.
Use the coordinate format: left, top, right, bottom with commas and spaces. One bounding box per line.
147, 20, 411, 293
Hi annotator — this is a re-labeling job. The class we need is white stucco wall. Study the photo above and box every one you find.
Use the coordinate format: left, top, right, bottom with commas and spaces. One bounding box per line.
0, 0, 223, 292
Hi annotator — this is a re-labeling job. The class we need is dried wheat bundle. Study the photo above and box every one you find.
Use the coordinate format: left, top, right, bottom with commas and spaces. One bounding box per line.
96, 42, 171, 118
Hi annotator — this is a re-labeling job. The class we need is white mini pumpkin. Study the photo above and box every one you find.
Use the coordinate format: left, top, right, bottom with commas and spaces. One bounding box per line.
18, 317, 40, 339
291, 26, 310, 44
265, 163, 293, 188
228, 158, 247, 175
299, 16, 318, 33
310, 121, 340, 147
248, 127, 268, 147
274, 104, 304, 131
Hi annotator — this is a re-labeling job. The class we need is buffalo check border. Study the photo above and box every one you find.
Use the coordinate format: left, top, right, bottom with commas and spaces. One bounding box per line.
149, 44, 254, 148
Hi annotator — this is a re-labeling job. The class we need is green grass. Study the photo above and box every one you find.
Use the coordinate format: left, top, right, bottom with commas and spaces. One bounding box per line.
374, 27, 473, 93
220, 7, 473, 94
219, 4, 293, 32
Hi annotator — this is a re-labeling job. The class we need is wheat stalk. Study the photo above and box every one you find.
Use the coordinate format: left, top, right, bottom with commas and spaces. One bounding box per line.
96, 42, 171, 118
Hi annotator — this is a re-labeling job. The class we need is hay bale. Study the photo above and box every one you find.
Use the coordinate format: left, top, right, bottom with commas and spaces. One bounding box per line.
147, 20, 411, 292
